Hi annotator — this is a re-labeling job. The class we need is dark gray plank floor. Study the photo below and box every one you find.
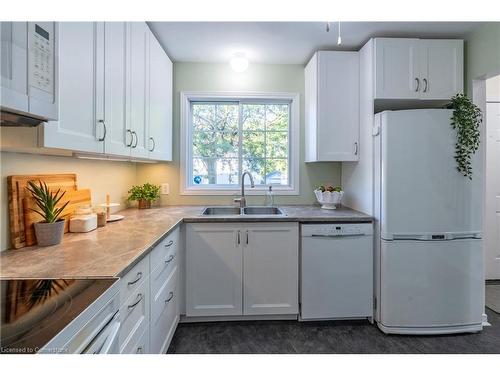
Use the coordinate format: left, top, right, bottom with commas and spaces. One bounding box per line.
167, 308, 500, 354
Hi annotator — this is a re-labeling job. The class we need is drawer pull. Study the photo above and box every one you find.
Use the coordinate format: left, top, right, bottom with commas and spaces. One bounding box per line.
127, 293, 143, 310
165, 254, 175, 264
127, 272, 143, 286
165, 291, 174, 304
164, 240, 174, 247
136, 346, 143, 354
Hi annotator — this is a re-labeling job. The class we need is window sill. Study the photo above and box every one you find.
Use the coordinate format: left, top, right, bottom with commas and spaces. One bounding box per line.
180, 187, 300, 196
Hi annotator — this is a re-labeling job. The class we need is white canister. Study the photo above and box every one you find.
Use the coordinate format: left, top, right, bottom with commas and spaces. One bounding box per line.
69, 213, 98, 233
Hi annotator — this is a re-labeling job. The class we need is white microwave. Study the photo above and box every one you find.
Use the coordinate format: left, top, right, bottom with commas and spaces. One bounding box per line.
1, 22, 58, 124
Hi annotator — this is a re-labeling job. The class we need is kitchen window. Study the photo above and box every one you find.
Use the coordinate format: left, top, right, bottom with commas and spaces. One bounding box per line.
180, 92, 299, 195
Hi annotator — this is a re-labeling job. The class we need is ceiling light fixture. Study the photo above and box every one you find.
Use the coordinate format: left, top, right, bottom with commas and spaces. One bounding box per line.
230, 53, 249, 73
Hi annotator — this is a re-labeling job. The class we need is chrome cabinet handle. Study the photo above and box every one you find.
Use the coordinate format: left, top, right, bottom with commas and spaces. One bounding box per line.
165, 254, 175, 264
354, 142, 358, 155
127, 293, 143, 309
414, 78, 420, 92
126, 129, 133, 147
237, 231, 240, 245
131, 131, 138, 148
423, 78, 428, 92
165, 291, 174, 304
245, 230, 249, 245
136, 346, 143, 354
164, 240, 174, 248
149, 137, 155, 152
97, 119, 107, 141
127, 272, 143, 286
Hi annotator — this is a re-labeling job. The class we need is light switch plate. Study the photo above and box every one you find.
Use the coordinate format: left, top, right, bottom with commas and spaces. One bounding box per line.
161, 183, 170, 195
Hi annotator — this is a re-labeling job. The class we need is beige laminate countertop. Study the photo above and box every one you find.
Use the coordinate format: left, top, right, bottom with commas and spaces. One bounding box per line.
0, 205, 372, 279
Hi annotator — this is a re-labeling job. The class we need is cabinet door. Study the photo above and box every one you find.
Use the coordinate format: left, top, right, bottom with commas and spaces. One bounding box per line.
129, 22, 149, 159
419, 39, 463, 100
186, 223, 243, 316
374, 38, 420, 99
148, 32, 173, 161
317, 51, 359, 161
243, 223, 299, 315
42, 22, 104, 153
1, 22, 29, 113
104, 22, 131, 157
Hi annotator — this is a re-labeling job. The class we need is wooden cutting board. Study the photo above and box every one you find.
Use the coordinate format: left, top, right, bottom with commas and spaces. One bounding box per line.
7, 174, 79, 249
23, 189, 92, 246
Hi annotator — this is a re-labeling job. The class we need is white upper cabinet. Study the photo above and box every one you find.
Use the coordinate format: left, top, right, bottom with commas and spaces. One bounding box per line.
148, 32, 173, 161
374, 38, 463, 100
305, 51, 360, 162
103, 22, 131, 157
129, 22, 150, 159
40, 22, 173, 161
42, 22, 105, 153
374, 38, 420, 99
419, 39, 464, 100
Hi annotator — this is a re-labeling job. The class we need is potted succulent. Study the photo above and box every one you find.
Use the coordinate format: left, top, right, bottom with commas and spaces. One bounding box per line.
127, 183, 160, 209
27, 180, 69, 247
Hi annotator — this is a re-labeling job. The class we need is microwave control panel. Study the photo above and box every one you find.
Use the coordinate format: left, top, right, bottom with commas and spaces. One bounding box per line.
30, 23, 53, 93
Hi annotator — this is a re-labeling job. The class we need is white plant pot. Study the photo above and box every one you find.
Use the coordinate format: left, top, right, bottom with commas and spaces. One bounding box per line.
314, 190, 344, 210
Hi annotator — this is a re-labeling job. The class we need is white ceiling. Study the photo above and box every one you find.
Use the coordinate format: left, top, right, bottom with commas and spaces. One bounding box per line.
148, 22, 482, 65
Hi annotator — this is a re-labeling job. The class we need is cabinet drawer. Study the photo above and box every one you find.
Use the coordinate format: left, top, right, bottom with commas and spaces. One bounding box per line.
119, 279, 149, 351
150, 228, 179, 270
150, 241, 178, 296
120, 325, 149, 354
120, 255, 149, 297
150, 267, 178, 353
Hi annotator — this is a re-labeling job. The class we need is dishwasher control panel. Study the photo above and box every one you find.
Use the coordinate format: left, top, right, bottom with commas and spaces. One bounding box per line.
301, 223, 373, 237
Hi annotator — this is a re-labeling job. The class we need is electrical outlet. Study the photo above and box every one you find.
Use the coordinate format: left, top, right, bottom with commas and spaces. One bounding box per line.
161, 183, 169, 195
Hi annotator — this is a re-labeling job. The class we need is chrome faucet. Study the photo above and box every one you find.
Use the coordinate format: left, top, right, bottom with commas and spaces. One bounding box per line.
234, 171, 255, 208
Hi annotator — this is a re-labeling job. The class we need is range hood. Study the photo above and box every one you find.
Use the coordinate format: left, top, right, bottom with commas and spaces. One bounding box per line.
0, 110, 46, 127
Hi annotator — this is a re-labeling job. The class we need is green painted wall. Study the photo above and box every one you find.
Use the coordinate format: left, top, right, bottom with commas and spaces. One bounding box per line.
136, 62, 340, 206
465, 22, 500, 95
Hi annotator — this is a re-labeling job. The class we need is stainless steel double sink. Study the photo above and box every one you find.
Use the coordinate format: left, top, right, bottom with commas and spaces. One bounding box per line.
201, 206, 285, 216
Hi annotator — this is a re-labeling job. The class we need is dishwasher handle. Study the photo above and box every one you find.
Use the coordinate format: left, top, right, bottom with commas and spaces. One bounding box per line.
309, 233, 368, 238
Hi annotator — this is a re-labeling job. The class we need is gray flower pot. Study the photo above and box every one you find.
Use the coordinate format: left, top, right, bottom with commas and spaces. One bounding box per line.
34, 220, 65, 247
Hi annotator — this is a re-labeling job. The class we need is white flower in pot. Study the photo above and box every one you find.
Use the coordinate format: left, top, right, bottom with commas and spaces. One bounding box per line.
27, 180, 69, 247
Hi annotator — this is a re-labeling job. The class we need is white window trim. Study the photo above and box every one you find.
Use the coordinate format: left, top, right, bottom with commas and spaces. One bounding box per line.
180, 91, 300, 196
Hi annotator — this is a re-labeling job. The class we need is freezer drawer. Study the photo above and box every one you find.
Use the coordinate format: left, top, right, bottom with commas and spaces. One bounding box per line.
301, 231, 373, 320
379, 239, 483, 333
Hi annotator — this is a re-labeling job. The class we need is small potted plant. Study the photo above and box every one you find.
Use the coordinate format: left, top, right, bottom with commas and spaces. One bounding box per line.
314, 185, 344, 210
127, 183, 160, 209
27, 180, 69, 247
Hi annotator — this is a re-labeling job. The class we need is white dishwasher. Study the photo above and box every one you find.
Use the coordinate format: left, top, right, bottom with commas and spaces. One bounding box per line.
301, 223, 373, 321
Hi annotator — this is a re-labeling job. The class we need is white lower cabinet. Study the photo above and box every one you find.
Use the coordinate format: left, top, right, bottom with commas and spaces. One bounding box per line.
118, 256, 150, 353
149, 227, 180, 353
186, 223, 299, 318
117, 227, 180, 354
243, 224, 299, 315
186, 224, 243, 316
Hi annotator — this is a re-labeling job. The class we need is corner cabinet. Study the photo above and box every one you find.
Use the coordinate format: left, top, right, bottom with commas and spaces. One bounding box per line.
186, 223, 299, 318
40, 22, 173, 161
305, 51, 360, 162
374, 38, 463, 100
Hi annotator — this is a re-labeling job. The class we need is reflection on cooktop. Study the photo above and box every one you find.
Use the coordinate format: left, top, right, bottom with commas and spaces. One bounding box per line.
1, 278, 117, 354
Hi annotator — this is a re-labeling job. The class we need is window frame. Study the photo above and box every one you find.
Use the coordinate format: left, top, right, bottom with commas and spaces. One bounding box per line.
180, 91, 300, 195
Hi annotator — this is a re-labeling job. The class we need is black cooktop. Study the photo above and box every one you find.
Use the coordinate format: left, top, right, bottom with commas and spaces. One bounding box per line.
0, 278, 117, 354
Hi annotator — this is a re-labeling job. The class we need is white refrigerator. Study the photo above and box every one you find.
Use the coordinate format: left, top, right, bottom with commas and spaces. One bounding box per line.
373, 109, 484, 335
